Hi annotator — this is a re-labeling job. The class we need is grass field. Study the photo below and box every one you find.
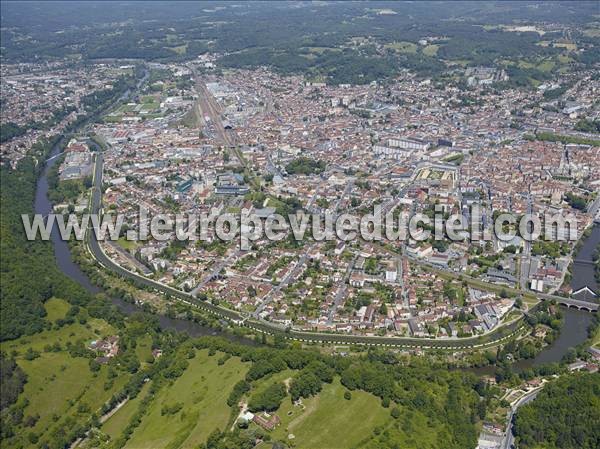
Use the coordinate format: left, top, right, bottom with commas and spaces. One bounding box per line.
45, 297, 70, 322
385, 41, 418, 53
583, 27, 600, 37
251, 369, 294, 396
3, 305, 127, 449
303, 46, 341, 55
592, 327, 600, 349
123, 350, 249, 449
117, 236, 139, 252
268, 378, 390, 449
169, 44, 188, 55
135, 334, 153, 365
422, 44, 439, 56
3, 299, 116, 355
102, 381, 153, 439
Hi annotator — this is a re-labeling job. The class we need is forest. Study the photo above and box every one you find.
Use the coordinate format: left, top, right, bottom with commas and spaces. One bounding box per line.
512, 373, 600, 449
0, 75, 138, 341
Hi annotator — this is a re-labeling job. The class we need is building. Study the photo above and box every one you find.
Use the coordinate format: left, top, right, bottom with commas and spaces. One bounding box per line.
253, 412, 281, 430
215, 172, 250, 195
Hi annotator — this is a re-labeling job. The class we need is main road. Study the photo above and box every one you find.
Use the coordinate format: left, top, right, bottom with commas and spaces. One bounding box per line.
501, 387, 542, 449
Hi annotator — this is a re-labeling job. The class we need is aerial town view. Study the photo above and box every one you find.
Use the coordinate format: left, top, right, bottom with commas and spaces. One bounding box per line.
0, 2, 599, 449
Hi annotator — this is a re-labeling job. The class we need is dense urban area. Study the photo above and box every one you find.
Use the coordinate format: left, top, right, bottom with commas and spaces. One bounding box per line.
1, 3, 599, 449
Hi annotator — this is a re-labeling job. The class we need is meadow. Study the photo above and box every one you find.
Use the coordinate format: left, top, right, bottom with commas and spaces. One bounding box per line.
123, 350, 249, 449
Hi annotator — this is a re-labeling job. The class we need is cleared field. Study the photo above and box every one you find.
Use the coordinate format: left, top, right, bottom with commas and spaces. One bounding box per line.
251, 369, 294, 396
269, 378, 390, 449
169, 44, 188, 55
45, 297, 70, 322
592, 327, 600, 349
124, 350, 249, 449
583, 28, 600, 37
13, 349, 127, 448
117, 236, 139, 252
134, 334, 153, 364
0, 300, 130, 448
385, 41, 418, 53
3, 306, 115, 355
422, 44, 439, 56
302, 46, 341, 54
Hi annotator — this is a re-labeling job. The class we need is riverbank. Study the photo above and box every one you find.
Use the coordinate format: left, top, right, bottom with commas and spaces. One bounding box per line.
571, 224, 600, 294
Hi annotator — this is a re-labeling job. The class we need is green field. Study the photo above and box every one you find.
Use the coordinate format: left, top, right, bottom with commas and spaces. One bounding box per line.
134, 334, 153, 365
102, 381, 153, 439
251, 369, 294, 397
117, 236, 139, 252
268, 378, 390, 449
169, 44, 188, 55
123, 350, 249, 449
3, 299, 116, 355
20, 353, 128, 442
45, 297, 70, 322
592, 326, 600, 349
385, 41, 418, 53
423, 44, 439, 56
1, 300, 127, 449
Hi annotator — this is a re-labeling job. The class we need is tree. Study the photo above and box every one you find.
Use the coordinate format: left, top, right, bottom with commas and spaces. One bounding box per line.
513, 374, 600, 449
248, 382, 287, 412
89, 359, 101, 372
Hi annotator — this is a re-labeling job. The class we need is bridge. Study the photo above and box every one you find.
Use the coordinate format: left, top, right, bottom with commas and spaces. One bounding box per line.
406, 255, 599, 314
538, 292, 598, 312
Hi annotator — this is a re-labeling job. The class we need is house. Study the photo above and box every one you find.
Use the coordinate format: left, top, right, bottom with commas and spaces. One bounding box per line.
253, 412, 281, 430
567, 360, 587, 371
89, 336, 119, 358
89, 335, 120, 363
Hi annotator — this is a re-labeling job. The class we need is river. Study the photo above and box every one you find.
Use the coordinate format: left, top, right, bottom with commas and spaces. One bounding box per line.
571, 224, 600, 294
36, 139, 257, 341
466, 227, 598, 375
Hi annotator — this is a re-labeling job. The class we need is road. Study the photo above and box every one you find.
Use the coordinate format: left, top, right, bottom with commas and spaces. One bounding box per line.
588, 195, 600, 220
327, 254, 357, 324
405, 253, 598, 312
519, 195, 534, 290
82, 75, 596, 347
253, 244, 314, 318
190, 249, 242, 296
502, 387, 541, 449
